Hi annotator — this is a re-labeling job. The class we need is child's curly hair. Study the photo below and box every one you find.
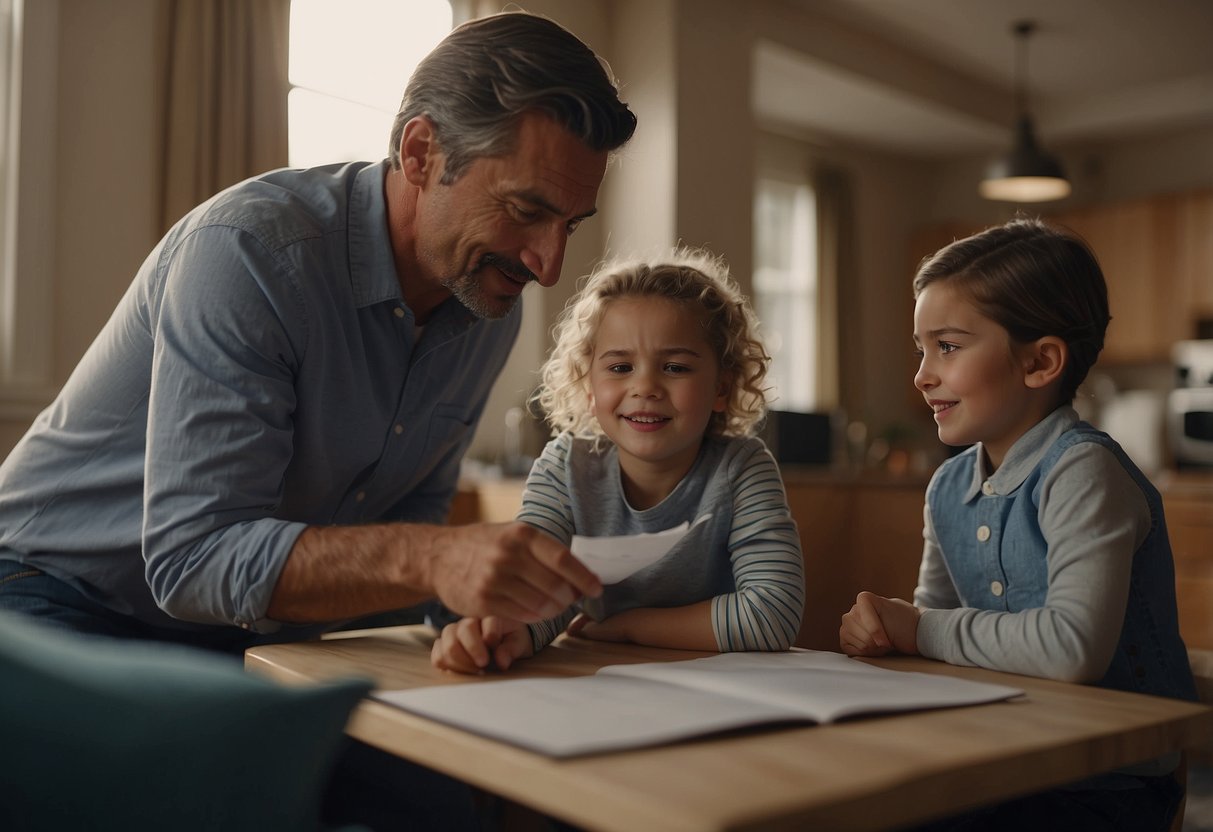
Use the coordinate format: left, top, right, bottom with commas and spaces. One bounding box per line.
533, 247, 770, 440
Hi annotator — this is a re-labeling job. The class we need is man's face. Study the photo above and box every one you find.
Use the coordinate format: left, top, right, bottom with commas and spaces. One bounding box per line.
412, 112, 608, 319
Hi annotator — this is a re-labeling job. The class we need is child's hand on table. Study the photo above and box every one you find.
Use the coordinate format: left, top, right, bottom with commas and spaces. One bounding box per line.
839, 591, 922, 657
566, 610, 633, 643
431, 615, 533, 673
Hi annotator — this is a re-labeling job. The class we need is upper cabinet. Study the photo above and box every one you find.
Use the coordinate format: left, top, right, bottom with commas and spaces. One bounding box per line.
1049, 190, 1213, 364
1172, 190, 1213, 330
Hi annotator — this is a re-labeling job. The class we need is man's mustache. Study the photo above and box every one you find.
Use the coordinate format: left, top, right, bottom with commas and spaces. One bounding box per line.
476, 253, 537, 284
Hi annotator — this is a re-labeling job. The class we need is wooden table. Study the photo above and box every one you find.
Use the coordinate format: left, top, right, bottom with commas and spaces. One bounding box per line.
246, 626, 1213, 832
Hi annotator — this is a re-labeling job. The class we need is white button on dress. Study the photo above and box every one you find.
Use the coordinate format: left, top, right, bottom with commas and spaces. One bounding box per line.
982, 481, 995, 496
976, 525, 991, 542
991, 581, 1004, 597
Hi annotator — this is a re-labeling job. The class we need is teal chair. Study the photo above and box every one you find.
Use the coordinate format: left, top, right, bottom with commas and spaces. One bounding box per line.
0, 611, 372, 832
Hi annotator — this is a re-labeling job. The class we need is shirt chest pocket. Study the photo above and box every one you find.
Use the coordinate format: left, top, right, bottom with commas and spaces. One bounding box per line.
998, 534, 1050, 609
421, 403, 477, 463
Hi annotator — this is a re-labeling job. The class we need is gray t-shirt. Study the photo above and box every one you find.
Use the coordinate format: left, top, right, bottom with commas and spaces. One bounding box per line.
517, 432, 804, 653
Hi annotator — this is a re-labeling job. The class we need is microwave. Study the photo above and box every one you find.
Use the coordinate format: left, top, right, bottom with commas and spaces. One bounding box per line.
1169, 387, 1213, 467
1174, 339, 1213, 388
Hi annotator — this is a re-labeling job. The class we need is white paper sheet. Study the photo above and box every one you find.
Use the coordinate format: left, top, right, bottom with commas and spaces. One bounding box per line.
570, 513, 712, 584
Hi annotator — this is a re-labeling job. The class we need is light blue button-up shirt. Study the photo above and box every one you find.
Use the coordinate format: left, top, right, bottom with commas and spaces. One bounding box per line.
0, 161, 521, 634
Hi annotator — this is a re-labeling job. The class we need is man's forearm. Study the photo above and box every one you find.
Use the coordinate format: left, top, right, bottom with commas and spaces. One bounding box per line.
267, 520, 603, 628
266, 523, 438, 623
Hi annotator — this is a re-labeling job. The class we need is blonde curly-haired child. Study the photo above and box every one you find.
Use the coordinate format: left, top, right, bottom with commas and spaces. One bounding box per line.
432, 247, 805, 673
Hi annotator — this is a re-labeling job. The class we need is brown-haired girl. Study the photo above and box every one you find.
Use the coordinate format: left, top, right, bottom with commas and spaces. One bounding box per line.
841, 218, 1196, 832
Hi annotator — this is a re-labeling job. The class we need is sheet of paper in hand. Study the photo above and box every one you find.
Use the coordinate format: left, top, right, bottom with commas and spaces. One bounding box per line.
570, 513, 712, 584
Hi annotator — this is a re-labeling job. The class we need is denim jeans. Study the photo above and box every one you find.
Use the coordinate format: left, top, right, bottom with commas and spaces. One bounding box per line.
0, 558, 260, 653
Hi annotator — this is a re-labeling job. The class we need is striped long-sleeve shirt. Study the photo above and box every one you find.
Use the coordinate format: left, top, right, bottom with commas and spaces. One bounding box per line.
518, 432, 805, 653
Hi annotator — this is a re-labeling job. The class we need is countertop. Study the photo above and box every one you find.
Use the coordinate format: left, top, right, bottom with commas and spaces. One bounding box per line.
1152, 469, 1213, 500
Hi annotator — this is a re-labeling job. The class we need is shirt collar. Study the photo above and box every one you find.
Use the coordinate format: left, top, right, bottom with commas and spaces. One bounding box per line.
962, 405, 1079, 501
347, 160, 401, 309
345, 161, 483, 337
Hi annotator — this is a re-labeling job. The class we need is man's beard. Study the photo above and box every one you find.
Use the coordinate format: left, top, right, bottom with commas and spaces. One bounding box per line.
443, 253, 538, 319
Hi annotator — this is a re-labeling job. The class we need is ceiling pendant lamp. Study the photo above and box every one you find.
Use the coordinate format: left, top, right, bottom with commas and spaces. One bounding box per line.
979, 21, 1071, 203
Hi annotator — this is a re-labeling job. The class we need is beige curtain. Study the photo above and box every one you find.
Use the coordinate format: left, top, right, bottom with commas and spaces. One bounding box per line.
810, 164, 853, 411
157, 0, 291, 234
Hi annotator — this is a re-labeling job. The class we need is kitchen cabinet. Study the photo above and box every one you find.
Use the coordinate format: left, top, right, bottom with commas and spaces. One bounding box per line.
785, 474, 926, 650
1173, 189, 1213, 327
1050, 197, 1167, 362
1050, 189, 1213, 363
1160, 473, 1213, 652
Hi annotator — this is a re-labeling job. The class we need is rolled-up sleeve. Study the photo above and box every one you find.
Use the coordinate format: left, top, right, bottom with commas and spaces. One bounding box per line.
142, 225, 308, 631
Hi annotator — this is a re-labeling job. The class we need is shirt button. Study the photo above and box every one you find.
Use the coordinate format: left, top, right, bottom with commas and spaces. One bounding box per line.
976, 525, 991, 542
990, 581, 1004, 597
393, 307, 405, 319
355, 491, 366, 502
394, 424, 403, 435
982, 481, 995, 496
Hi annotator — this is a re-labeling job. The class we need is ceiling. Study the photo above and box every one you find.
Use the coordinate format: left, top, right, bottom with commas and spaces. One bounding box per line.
752, 0, 1213, 157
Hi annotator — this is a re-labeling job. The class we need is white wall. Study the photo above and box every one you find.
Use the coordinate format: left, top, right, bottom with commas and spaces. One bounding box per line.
54, 0, 160, 378
0, 0, 160, 456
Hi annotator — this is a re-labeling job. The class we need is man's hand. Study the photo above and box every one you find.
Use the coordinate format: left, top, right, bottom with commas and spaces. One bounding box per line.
426, 522, 601, 623
839, 591, 921, 657
269, 521, 601, 626
431, 616, 533, 673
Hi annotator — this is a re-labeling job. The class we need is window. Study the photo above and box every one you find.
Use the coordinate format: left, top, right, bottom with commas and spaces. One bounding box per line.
287, 0, 452, 167
0, 0, 56, 418
0, 0, 17, 327
753, 177, 817, 412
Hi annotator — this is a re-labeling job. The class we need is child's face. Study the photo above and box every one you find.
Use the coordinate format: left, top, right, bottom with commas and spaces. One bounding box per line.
588, 296, 727, 479
912, 283, 1043, 469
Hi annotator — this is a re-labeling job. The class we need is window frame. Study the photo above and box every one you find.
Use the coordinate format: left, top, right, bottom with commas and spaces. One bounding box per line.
753, 173, 818, 413
286, 0, 456, 169
0, 0, 58, 420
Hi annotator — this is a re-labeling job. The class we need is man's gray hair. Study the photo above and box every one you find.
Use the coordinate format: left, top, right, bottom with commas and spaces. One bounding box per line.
388, 11, 636, 182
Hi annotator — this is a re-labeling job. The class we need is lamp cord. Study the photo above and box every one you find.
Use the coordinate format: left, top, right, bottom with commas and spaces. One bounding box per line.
1013, 20, 1035, 120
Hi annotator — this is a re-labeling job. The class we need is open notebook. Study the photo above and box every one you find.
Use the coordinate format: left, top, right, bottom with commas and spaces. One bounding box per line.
373, 649, 1024, 757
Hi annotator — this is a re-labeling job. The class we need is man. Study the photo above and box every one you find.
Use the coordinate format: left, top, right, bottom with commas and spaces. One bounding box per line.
0, 12, 636, 653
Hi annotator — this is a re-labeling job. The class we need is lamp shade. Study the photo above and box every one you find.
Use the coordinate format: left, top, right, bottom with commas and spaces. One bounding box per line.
979, 116, 1071, 202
